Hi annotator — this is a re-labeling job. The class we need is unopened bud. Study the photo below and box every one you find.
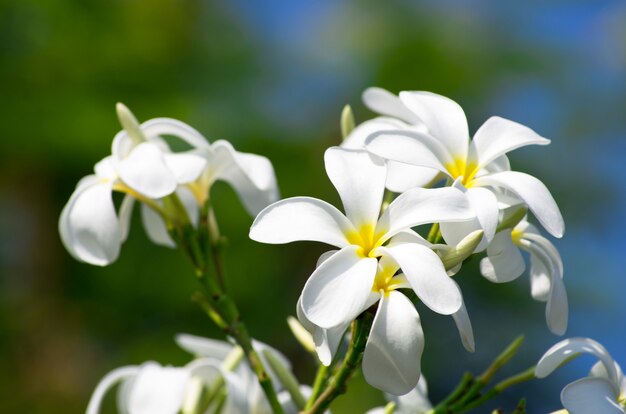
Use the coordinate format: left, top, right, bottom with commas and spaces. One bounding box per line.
496, 205, 527, 233
287, 316, 316, 354
116, 102, 146, 145
441, 230, 484, 271
340, 104, 355, 140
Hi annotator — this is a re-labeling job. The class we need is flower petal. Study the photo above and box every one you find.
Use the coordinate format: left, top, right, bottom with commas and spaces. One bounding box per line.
479, 231, 525, 283
210, 140, 279, 216
365, 130, 452, 175
162, 152, 207, 184
590, 361, 626, 397
452, 298, 475, 353
378, 187, 474, 241
250, 197, 353, 248
341, 117, 408, 149
324, 147, 386, 227
561, 377, 624, 414
469, 116, 550, 169
127, 363, 191, 414
59, 179, 122, 266
398, 91, 469, 159
386, 161, 441, 193
141, 203, 175, 248
379, 244, 462, 315
118, 195, 135, 243
117, 142, 178, 199
86, 366, 139, 414
140, 118, 211, 149
386, 375, 433, 413
473, 171, 564, 238
440, 186, 498, 252
363, 291, 424, 395
301, 245, 377, 329
362, 87, 423, 125
546, 273, 568, 336
175, 334, 233, 360
536, 338, 619, 386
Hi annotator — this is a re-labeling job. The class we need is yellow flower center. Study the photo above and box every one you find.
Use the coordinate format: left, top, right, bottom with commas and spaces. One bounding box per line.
346, 223, 386, 258
445, 157, 479, 187
511, 228, 524, 245
371, 263, 404, 296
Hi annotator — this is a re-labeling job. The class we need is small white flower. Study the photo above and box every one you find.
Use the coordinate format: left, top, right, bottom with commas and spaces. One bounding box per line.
363, 88, 564, 251
536, 337, 626, 414
60, 104, 279, 265
480, 217, 568, 335
366, 376, 433, 414
250, 146, 475, 394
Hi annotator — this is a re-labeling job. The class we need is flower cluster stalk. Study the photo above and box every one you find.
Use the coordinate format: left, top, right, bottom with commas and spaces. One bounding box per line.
304, 311, 375, 414
172, 198, 285, 414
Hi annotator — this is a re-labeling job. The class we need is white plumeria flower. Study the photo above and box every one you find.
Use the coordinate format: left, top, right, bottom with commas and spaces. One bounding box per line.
296, 238, 476, 368
86, 358, 221, 414
250, 147, 475, 394
366, 376, 433, 414
536, 337, 626, 414
363, 88, 564, 251
176, 334, 310, 414
341, 88, 439, 192
480, 217, 568, 335
60, 104, 207, 266
60, 104, 279, 264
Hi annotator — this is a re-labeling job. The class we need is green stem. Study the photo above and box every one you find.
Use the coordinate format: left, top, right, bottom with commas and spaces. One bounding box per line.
304, 312, 374, 414
433, 372, 474, 413
305, 364, 330, 409
427, 223, 443, 244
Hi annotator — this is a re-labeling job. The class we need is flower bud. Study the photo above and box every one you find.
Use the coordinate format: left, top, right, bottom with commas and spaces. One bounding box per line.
441, 230, 484, 271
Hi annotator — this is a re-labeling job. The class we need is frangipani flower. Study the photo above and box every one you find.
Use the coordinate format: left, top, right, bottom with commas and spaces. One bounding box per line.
480, 218, 568, 335
86, 359, 220, 414
341, 88, 438, 192
536, 337, 626, 414
60, 104, 279, 264
365, 376, 433, 414
364, 88, 564, 251
176, 334, 309, 414
250, 147, 475, 394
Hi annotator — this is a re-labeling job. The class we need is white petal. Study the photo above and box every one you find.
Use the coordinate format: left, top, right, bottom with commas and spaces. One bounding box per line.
362, 87, 423, 125
440, 186, 498, 252
296, 294, 349, 366
117, 142, 178, 198
177, 186, 200, 227
479, 231, 525, 283
324, 147, 386, 227
363, 291, 424, 395
301, 245, 377, 329
378, 187, 474, 241
529, 251, 552, 302
379, 244, 462, 315
546, 274, 568, 335
127, 363, 191, 414
211, 140, 279, 216
590, 361, 626, 397
341, 117, 408, 149
316, 250, 338, 267
561, 377, 624, 414
162, 152, 207, 184
141, 203, 175, 248
175, 334, 233, 359
365, 130, 452, 175
94, 156, 118, 180
86, 366, 139, 414
469, 116, 550, 169
452, 298, 475, 353
536, 338, 619, 386
112, 131, 136, 159
385, 161, 441, 193
398, 91, 469, 159
60, 180, 122, 266
386, 375, 433, 413
386, 230, 431, 248
140, 118, 211, 149
473, 171, 564, 238
118, 195, 135, 243
249, 197, 353, 248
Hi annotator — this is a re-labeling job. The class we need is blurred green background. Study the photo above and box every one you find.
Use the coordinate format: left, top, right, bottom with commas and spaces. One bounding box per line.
1, 0, 626, 412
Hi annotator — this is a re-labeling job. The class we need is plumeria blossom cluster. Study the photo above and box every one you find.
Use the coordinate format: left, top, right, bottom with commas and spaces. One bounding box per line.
86, 334, 311, 414
60, 103, 278, 266
250, 87, 568, 395
536, 337, 626, 413
59, 91, 620, 414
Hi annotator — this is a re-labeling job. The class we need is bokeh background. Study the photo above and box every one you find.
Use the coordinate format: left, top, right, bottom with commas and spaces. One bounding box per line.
1, 0, 625, 412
